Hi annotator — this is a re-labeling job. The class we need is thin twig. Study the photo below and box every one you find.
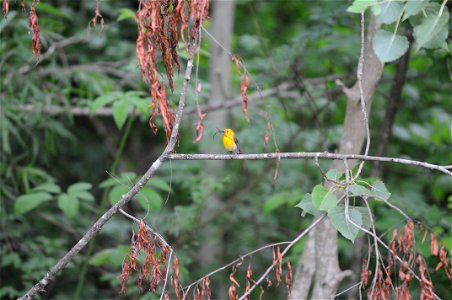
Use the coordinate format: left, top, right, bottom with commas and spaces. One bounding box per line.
334, 281, 362, 298
353, 12, 371, 181
182, 241, 291, 299
165, 152, 452, 176
18, 41, 198, 300
238, 214, 327, 300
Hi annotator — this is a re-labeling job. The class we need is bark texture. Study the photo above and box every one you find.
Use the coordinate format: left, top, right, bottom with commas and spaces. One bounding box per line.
291, 16, 383, 299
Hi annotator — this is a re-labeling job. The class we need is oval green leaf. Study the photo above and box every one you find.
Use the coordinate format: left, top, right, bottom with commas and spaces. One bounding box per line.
113, 101, 130, 130
137, 187, 163, 212
328, 205, 363, 243
68, 182, 92, 194
295, 193, 322, 217
373, 29, 409, 63
311, 185, 337, 211
58, 193, 79, 219
33, 182, 61, 194
14, 192, 53, 215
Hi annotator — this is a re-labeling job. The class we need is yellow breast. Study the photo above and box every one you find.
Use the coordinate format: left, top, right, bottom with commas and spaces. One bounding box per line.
222, 135, 237, 151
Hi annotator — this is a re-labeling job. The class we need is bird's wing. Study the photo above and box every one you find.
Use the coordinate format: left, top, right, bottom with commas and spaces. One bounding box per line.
234, 137, 241, 154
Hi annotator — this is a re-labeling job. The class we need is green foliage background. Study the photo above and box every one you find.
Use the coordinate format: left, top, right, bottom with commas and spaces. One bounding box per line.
1, 0, 450, 299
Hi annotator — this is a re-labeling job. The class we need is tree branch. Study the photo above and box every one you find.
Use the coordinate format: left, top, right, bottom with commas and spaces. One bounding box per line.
12, 74, 341, 117
18, 43, 197, 300
165, 152, 452, 176
238, 215, 327, 300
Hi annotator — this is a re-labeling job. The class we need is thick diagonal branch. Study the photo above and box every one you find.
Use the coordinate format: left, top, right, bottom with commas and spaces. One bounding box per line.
18, 44, 196, 300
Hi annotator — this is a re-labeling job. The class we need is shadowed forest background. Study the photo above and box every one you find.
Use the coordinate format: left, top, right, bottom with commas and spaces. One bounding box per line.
1, 0, 451, 299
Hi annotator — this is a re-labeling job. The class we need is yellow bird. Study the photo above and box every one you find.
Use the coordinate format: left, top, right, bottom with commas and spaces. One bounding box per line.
221, 128, 241, 154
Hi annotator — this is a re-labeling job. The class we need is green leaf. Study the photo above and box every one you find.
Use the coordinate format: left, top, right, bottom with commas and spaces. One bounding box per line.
263, 192, 299, 213
68, 182, 92, 194
90, 92, 122, 113
347, 0, 377, 13
311, 185, 337, 211
90, 246, 130, 267
148, 177, 172, 192
417, 20, 448, 50
413, 4, 449, 50
33, 182, 61, 194
349, 184, 372, 198
370, 180, 391, 201
73, 191, 94, 202
137, 187, 163, 212
126, 97, 149, 116
99, 172, 137, 189
295, 194, 322, 217
99, 177, 119, 189
376, 1, 404, 24
14, 192, 53, 215
373, 29, 409, 63
354, 206, 372, 232
113, 100, 130, 130
109, 185, 130, 205
58, 193, 79, 219
117, 8, 136, 22
35, 3, 68, 17
403, 0, 429, 21
326, 169, 342, 181
328, 205, 363, 243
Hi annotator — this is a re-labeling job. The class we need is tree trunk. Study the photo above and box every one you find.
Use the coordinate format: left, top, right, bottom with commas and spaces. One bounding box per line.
197, 1, 236, 298
291, 16, 383, 299
372, 37, 411, 177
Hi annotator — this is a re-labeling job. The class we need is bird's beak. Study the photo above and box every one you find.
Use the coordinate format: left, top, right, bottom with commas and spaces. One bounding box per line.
213, 128, 223, 140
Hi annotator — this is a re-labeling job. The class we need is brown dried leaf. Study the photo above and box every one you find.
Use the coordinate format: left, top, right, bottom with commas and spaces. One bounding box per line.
88, 0, 104, 32
202, 277, 211, 300
285, 261, 293, 298
120, 261, 132, 294
228, 267, 240, 300
275, 246, 283, 287
395, 282, 411, 300
193, 107, 206, 144
264, 129, 269, 148
259, 286, 264, 300
136, 220, 150, 252
266, 277, 273, 289
194, 287, 201, 300
173, 254, 180, 281
245, 264, 253, 300
402, 220, 414, 253
29, 5, 41, 57
2, 0, 8, 18
391, 229, 398, 242
422, 230, 428, 244
232, 55, 242, 75
241, 74, 250, 124
361, 260, 372, 288
228, 266, 240, 300
430, 233, 438, 256
228, 285, 238, 300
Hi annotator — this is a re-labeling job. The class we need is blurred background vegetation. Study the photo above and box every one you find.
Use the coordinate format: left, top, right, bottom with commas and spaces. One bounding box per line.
0, 0, 451, 299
